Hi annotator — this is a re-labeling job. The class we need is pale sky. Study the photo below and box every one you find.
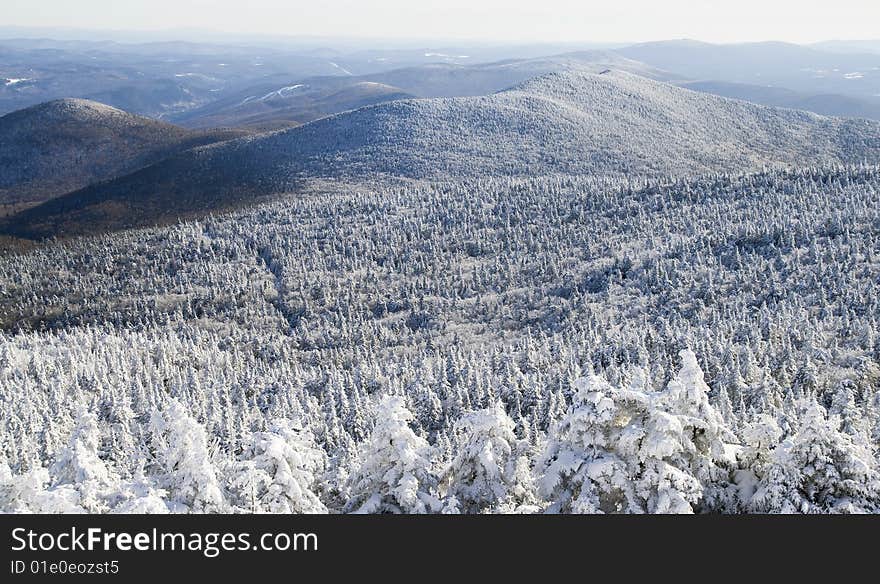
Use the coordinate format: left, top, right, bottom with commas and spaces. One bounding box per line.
4, 0, 879, 44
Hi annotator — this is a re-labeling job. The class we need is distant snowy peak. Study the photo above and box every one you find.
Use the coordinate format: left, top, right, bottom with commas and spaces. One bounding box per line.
18, 98, 131, 121
504, 69, 787, 113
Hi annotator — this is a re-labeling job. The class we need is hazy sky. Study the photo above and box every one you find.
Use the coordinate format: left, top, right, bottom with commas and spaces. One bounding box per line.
5, 0, 880, 44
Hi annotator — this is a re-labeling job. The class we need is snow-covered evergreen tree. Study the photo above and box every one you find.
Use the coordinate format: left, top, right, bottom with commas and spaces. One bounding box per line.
149, 400, 226, 513
442, 403, 537, 513
658, 350, 738, 512
750, 402, 880, 513
50, 406, 118, 512
0, 464, 85, 514
734, 413, 783, 509
537, 371, 702, 514
231, 419, 327, 513
345, 396, 439, 513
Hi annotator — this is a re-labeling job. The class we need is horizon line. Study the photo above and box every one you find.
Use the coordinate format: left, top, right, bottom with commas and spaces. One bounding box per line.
1, 25, 878, 48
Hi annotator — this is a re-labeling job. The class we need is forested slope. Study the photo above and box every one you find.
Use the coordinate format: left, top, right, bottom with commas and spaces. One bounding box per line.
0, 98, 246, 208
2, 166, 879, 513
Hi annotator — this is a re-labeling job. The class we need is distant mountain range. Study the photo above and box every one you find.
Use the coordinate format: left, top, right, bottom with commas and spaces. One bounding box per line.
168, 45, 880, 130
6, 70, 880, 240
679, 80, 880, 122
0, 98, 247, 209
170, 51, 673, 130
0, 38, 407, 118
812, 40, 880, 55
618, 40, 880, 99
172, 80, 416, 131
4, 37, 880, 128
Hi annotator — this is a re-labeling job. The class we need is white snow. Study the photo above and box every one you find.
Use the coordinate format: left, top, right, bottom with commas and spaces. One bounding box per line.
329, 62, 353, 75
258, 84, 305, 101
424, 52, 470, 60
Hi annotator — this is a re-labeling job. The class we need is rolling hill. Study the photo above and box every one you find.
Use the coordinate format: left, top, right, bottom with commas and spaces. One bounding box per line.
171, 51, 675, 130
6, 70, 880, 239
174, 80, 416, 131
355, 51, 677, 97
0, 98, 248, 208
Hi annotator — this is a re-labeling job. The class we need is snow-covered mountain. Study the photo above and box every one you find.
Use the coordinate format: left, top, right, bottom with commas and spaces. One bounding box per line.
250, 69, 877, 180
6, 70, 880, 239
170, 50, 674, 130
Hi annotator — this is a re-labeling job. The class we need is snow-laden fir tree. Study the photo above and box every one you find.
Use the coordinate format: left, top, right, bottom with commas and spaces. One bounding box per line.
231, 419, 327, 513
149, 399, 227, 513
0, 462, 84, 513
441, 402, 537, 513
345, 396, 440, 513
749, 401, 880, 514
49, 406, 119, 513
733, 413, 782, 510
657, 349, 738, 512
537, 353, 735, 514
536, 370, 688, 513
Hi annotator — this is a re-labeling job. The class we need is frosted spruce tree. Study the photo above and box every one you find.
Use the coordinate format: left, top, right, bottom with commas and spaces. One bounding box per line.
149, 399, 227, 513
50, 406, 119, 513
734, 413, 784, 508
345, 396, 440, 513
442, 403, 538, 513
537, 353, 735, 514
231, 419, 327, 513
536, 371, 626, 513
658, 349, 738, 512
750, 401, 880, 513
0, 461, 85, 513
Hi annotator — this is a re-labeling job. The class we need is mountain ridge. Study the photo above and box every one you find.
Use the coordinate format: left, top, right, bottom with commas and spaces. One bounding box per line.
6, 70, 880, 239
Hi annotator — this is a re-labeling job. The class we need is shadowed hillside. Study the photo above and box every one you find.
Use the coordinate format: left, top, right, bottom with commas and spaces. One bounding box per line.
0, 98, 248, 208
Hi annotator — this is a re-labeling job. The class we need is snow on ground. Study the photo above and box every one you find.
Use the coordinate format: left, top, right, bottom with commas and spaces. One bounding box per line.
329, 62, 353, 75
259, 85, 305, 101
